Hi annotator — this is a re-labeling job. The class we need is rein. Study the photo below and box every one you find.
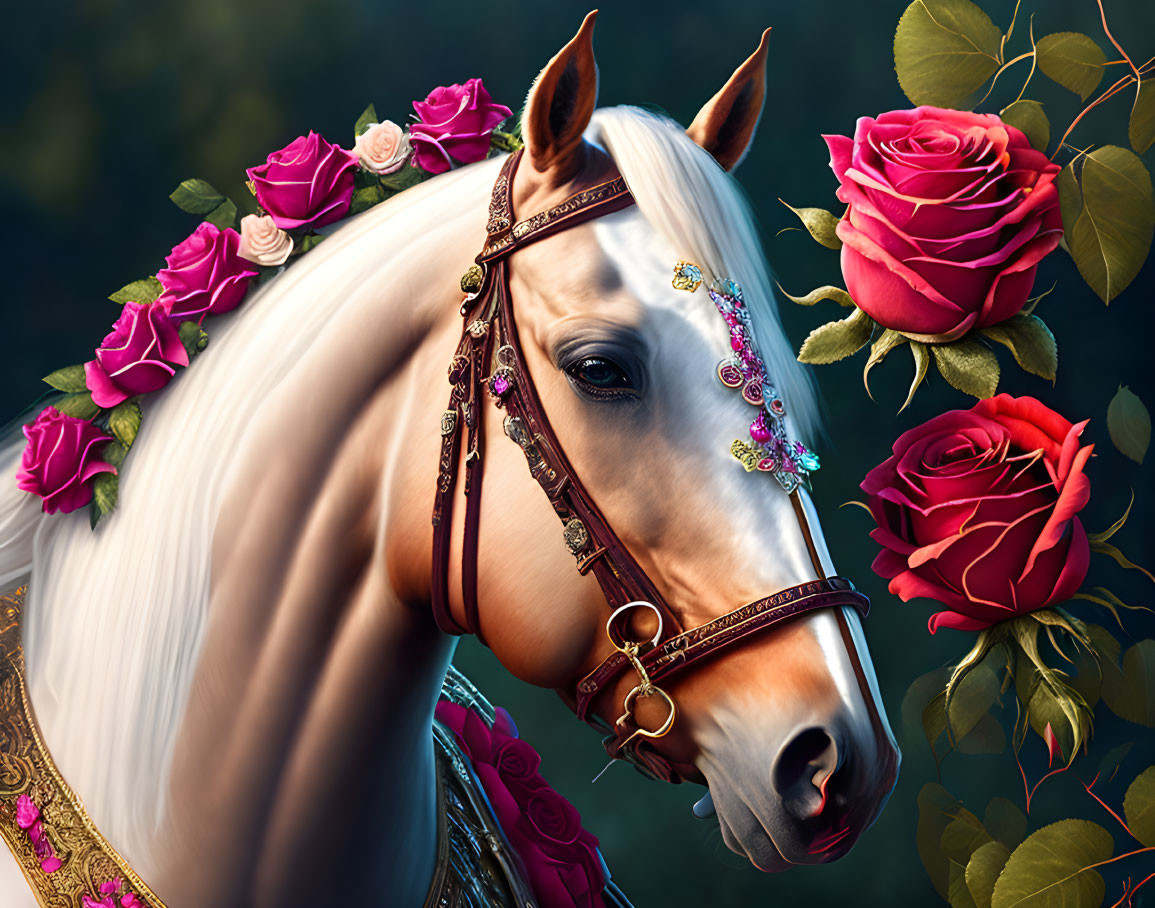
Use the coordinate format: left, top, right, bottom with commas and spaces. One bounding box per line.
431, 150, 869, 782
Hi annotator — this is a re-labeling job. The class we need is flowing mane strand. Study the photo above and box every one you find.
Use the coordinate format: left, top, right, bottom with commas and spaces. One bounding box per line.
586, 106, 821, 444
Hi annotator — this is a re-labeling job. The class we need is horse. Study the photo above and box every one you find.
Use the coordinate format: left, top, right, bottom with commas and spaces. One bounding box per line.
0, 13, 898, 906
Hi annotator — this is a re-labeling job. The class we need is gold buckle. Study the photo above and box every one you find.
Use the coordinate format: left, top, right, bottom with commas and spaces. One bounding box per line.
605, 602, 677, 745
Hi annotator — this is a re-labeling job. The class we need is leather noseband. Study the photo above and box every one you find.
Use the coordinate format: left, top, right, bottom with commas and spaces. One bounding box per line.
431, 150, 869, 782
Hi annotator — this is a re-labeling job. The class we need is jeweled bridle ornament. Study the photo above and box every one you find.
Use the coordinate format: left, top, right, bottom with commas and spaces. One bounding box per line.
431, 149, 869, 782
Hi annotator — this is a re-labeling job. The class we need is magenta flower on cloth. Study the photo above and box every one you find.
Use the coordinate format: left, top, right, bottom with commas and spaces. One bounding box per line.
246, 131, 360, 230
861, 394, 1092, 633
16, 408, 115, 515
84, 302, 189, 408
14, 793, 63, 873
434, 701, 606, 908
157, 222, 258, 320
824, 106, 1063, 341
410, 78, 512, 174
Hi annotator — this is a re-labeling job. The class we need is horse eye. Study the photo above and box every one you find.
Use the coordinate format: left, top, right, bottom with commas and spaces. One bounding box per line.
565, 356, 638, 400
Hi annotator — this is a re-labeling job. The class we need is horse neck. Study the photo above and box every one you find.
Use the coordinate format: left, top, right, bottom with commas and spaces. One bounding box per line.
20, 158, 500, 894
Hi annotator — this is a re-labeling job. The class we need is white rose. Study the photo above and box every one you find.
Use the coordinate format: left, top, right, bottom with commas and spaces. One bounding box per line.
354, 120, 412, 175
238, 214, 293, 267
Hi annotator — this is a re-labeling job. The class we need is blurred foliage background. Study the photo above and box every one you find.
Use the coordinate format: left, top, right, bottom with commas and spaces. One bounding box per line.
2, 0, 1154, 905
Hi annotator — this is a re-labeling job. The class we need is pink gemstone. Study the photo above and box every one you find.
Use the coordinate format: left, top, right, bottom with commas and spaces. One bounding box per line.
782, 456, 796, 473
756, 458, 776, 472
750, 417, 771, 444
769, 398, 785, 415
730, 336, 743, 352
491, 374, 510, 396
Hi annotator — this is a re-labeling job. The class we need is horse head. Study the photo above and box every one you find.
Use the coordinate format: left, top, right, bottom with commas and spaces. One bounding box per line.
438, 12, 901, 872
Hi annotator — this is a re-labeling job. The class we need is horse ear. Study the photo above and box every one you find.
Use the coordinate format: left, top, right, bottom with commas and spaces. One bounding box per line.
686, 29, 771, 172
521, 10, 599, 183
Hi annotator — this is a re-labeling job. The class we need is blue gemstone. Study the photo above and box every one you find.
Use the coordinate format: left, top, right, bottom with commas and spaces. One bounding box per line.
800, 452, 821, 472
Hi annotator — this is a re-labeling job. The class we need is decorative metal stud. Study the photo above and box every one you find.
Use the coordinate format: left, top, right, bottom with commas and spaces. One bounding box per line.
460, 264, 484, 295
441, 409, 458, 436
562, 518, 590, 555
672, 261, 703, 293
503, 416, 532, 449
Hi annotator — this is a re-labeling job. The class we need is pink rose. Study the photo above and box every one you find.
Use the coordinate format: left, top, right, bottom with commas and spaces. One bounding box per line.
157, 222, 258, 320
16, 407, 115, 514
825, 107, 1063, 341
410, 78, 512, 174
354, 121, 412, 175
246, 131, 360, 230
526, 788, 582, 846
237, 214, 293, 267
84, 302, 189, 408
861, 394, 1091, 633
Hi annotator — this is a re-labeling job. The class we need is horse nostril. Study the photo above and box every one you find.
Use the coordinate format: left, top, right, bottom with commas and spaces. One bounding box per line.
772, 727, 840, 821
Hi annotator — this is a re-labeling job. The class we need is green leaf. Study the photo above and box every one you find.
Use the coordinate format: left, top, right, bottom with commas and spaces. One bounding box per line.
797, 308, 874, 364
1132, 79, 1155, 155
298, 234, 325, 254
1056, 165, 1082, 236
918, 783, 967, 899
943, 811, 993, 867
1000, 100, 1050, 152
862, 329, 909, 399
966, 841, 1011, 908
932, 338, 1000, 398
354, 102, 378, 137
90, 472, 118, 530
893, 0, 1002, 108
955, 712, 1006, 755
54, 392, 100, 420
177, 320, 209, 360
904, 341, 930, 412
108, 399, 141, 448
102, 440, 128, 469
350, 183, 385, 215
902, 666, 951, 742
1065, 145, 1155, 303
983, 798, 1027, 852
945, 663, 1001, 745
42, 364, 88, 393
169, 178, 226, 215
990, 819, 1112, 908
1101, 639, 1155, 727
1025, 674, 1091, 761
1107, 385, 1150, 464
779, 201, 842, 249
109, 276, 163, 305
203, 199, 237, 230
950, 859, 980, 908
780, 284, 855, 308
1124, 765, 1155, 846
1036, 32, 1107, 101
979, 314, 1057, 381
379, 165, 428, 194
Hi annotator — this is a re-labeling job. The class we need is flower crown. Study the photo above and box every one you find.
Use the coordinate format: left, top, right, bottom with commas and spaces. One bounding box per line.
17, 79, 518, 528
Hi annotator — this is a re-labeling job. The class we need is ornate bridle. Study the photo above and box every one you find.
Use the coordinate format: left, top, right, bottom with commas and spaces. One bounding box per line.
431, 150, 869, 782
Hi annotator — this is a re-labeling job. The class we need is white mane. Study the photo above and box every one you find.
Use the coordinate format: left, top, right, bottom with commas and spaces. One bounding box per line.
0, 105, 818, 864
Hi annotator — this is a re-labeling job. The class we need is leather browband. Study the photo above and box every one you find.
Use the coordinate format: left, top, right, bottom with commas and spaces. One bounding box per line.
431, 149, 870, 782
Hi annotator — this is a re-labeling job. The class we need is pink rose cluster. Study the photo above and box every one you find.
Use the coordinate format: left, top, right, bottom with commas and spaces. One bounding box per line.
82, 876, 145, 908
435, 701, 606, 908
20, 78, 511, 518
15, 793, 62, 874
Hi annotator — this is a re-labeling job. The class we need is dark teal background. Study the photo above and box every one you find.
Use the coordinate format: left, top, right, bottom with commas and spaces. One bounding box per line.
2, 1, 1154, 905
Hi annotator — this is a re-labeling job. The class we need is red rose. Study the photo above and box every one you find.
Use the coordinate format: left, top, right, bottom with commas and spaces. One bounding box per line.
861, 394, 1092, 632
409, 78, 512, 174
16, 407, 115, 514
84, 302, 189, 408
246, 131, 359, 230
157, 222, 257, 321
824, 107, 1063, 341
433, 700, 606, 908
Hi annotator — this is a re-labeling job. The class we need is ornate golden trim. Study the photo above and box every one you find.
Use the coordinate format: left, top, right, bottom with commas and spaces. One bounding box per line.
0, 588, 166, 907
